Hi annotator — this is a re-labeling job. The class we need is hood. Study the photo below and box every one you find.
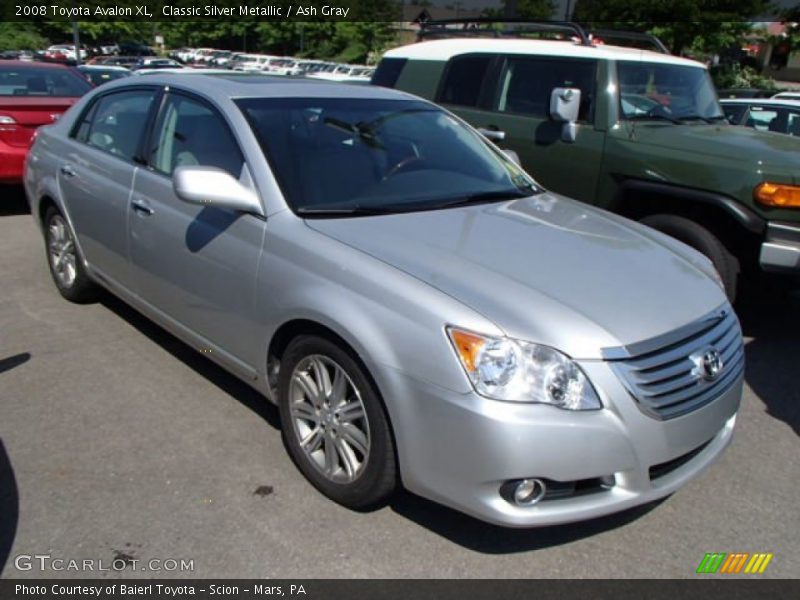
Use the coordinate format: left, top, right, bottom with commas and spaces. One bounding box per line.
628, 121, 800, 180
306, 193, 728, 359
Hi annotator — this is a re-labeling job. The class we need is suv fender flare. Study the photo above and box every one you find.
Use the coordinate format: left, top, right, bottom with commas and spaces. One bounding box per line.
616, 179, 765, 235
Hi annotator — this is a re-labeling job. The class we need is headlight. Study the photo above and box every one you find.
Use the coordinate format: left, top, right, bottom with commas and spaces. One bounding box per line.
447, 328, 602, 410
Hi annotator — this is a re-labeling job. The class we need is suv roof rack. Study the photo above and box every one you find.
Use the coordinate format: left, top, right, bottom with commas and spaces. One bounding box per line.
417, 19, 593, 47
416, 19, 671, 55
587, 29, 670, 54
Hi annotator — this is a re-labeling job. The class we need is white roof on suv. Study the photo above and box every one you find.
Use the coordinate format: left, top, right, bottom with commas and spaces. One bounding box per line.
384, 38, 705, 69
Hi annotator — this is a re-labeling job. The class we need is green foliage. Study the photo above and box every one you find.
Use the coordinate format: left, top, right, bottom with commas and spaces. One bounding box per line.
513, 0, 558, 19
0, 23, 47, 51
711, 63, 777, 90
573, 0, 773, 55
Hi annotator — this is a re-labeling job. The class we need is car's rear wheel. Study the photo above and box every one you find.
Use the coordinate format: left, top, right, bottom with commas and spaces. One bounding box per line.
44, 206, 97, 303
277, 334, 396, 510
640, 214, 739, 302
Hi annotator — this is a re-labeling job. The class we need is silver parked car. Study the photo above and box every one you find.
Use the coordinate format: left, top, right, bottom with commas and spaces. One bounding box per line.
24, 74, 744, 527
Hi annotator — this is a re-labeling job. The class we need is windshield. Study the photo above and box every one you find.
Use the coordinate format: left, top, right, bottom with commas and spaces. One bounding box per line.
617, 61, 724, 121
237, 98, 538, 216
0, 66, 91, 97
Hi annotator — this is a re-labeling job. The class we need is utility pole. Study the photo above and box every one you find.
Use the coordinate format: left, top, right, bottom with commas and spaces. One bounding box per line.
72, 21, 81, 65
71, 0, 81, 65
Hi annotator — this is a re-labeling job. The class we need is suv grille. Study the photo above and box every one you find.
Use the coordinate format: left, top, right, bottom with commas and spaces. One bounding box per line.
608, 308, 744, 420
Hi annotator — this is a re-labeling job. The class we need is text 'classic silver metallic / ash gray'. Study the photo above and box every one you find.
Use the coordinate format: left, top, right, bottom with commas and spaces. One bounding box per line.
24, 73, 743, 527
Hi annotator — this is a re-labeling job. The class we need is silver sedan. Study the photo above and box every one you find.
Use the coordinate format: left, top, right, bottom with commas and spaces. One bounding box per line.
24, 74, 743, 527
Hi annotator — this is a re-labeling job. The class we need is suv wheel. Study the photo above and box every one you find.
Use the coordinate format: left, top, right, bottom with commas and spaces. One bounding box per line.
640, 214, 739, 302
277, 335, 397, 510
43, 206, 98, 303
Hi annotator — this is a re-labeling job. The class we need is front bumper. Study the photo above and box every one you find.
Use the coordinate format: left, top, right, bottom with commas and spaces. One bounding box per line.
374, 360, 741, 528
760, 221, 800, 273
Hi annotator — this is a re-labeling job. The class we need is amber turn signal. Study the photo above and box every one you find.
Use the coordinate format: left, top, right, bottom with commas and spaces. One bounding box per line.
448, 329, 486, 373
754, 182, 800, 208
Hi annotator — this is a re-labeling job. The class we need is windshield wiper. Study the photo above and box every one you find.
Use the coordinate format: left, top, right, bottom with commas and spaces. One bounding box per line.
627, 113, 683, 125
295, 205, 400, 217
677, 114, 714, 124
426, 189, 532, 210
323, 117, 385, 149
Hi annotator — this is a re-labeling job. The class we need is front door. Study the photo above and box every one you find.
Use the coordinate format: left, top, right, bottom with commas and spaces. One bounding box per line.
129, 90, 266, 374
446, 55, 606, 204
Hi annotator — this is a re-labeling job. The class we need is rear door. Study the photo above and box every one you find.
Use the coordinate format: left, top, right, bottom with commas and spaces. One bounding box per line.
436, 54, 606, 203
59, 87, 158, 289
129, 90, 265, 374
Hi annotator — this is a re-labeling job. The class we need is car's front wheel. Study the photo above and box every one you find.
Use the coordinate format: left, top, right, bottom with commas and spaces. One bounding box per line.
43, 206, 97, 303
277, 334, 397, 510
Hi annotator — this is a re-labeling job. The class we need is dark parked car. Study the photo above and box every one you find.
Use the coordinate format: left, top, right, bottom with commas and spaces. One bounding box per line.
721, 98, 800, 136
77, 65, 132, 87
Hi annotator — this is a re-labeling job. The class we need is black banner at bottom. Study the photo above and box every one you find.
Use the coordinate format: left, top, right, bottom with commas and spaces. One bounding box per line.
1, 580, 798, 600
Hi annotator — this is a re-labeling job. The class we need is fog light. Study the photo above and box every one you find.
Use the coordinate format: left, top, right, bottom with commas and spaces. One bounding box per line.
513, 478, 546, 506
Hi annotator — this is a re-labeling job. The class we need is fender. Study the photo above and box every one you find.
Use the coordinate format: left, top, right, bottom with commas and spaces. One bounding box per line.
617, 179, 765, 235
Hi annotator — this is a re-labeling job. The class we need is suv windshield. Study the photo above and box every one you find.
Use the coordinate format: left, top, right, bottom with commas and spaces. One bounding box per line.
617, 61, 724, 122
237, 98, 537, 216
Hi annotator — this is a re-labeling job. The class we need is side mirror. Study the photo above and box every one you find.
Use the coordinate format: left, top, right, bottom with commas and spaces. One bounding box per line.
549, 87, 581, 143
173, 166, 264, 217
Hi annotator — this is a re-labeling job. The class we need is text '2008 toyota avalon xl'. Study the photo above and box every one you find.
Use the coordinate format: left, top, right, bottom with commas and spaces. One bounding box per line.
24, 74, 743, 527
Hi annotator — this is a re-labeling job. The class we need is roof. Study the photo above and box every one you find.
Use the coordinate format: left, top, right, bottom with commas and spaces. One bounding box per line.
78, 64, 129, 72
720, 98, 800, 108
99, 73, 417, 102
383, 38, 705, 68
0, 60, 73, 70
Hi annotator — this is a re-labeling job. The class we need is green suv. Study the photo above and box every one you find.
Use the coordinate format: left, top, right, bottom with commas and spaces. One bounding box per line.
374, 37, 800, 300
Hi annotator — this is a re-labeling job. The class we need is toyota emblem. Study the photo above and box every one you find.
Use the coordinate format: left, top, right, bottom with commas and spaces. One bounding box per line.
692, 348, 724, 381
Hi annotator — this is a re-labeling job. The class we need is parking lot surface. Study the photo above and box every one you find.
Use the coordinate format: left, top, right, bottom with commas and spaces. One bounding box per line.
0, 187, 798, 579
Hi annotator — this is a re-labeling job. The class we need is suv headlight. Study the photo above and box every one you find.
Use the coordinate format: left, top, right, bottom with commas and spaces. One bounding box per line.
447, 327, 602, 410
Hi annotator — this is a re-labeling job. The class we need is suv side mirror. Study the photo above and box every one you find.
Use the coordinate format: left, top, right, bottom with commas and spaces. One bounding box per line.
549, 87, 581, 143
173, 166, 265, 217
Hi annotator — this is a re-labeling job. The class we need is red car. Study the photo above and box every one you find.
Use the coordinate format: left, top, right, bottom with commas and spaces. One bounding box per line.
0, 61, 91, 183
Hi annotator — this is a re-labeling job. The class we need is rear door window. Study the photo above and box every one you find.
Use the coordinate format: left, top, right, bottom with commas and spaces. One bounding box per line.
371, 58, 407, 88
436, 54, 493, 107
79, 89, 156, 161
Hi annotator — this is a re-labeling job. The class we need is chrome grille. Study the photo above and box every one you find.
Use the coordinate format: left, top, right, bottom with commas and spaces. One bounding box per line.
608, 307, 744, 420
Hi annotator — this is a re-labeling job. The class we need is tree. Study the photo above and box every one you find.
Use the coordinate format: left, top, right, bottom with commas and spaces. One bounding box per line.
572, 0, 773, 55
0, 23, 47, 51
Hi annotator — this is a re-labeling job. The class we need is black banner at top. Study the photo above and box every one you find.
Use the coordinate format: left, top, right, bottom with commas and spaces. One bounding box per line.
1, 1, 798, 23
2, 0, 403, 22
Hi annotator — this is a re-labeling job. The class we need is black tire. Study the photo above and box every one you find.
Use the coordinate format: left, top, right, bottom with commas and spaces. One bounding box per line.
43, 206, 98, 303
277, 334, 397, 510
640, 214, 739, 302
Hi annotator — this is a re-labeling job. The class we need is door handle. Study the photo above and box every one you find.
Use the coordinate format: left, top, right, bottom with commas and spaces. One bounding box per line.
59, 165, 76, 178
477, 127, 506, 142
131, 197, 154, 216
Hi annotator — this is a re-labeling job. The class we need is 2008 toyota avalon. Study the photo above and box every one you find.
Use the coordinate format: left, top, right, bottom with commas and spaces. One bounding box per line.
24, 74, 743, 527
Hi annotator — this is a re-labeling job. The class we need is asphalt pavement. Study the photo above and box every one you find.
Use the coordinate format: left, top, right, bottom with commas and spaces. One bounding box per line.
0, 186, 798, 579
